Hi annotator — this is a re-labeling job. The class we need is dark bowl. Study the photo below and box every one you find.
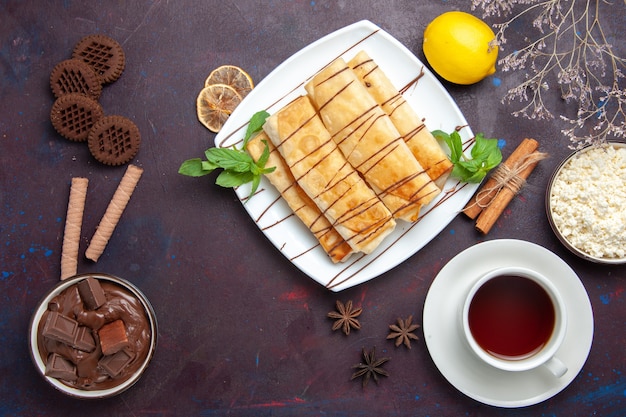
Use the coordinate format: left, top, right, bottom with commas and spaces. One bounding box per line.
29, 273, 158, 398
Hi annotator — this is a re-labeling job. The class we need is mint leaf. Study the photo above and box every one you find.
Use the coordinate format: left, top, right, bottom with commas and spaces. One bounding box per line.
431, 130, 450, 141
178, 158, 212, 177
216, 170, 254, 188
486, 149, 502, 167
471, 133, 498, 160
250, 173, 262, 197
202, 160, 218, 171
179, 111, 276, 201
205, 147, 254, 173
433, 130, 464, 163
243, 110, 269, 146
436, 130, 502, 183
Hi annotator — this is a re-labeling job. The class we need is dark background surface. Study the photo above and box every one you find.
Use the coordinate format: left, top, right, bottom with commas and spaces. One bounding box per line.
1, 1, 624, 416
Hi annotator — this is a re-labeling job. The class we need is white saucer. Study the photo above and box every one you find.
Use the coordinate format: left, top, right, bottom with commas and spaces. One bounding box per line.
422, 239, 594, 408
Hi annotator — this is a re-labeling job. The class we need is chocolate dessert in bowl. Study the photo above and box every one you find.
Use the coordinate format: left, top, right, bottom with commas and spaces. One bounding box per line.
29, 273, 157, 398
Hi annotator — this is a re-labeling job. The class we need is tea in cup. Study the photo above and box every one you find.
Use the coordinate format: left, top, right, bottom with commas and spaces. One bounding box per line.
461, 267, 567, 377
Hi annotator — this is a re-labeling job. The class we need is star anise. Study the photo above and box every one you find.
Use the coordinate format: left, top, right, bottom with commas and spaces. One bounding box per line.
387, 315, 420, 349
327, 300, 362, 335
351, 347, 390, 388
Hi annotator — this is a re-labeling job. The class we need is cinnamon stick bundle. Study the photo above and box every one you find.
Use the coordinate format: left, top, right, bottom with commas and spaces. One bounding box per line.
463, 138, 548, 234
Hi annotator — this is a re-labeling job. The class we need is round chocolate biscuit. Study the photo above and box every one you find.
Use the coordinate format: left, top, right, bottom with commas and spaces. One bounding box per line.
50, 93, 104, 142
87, 115, 141, 166
72, 35, 126, 84
50, 59, 103, 100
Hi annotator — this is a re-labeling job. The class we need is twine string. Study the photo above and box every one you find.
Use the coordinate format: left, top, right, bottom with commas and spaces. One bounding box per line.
472, 151, 549, 209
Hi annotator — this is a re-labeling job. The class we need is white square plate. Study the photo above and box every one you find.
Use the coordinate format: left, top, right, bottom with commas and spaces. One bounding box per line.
215, 20, 478, 291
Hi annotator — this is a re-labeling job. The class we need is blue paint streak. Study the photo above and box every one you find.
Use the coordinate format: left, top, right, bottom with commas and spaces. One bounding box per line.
498, 138, 506, 149
492, 77, 501, 87
597, 98, 607, 118
600, 294, 611, 304
568, 378, 626, 405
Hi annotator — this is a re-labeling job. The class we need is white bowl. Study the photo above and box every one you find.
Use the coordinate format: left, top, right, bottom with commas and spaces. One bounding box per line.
29, 273, 158, 399
546, 141, 626, 264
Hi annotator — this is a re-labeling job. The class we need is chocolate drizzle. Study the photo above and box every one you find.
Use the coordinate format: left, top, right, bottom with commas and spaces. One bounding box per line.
216, 24, 470, 289
307, 57, 440, 222
268, 96, 395, 253
325, 180, 468, 290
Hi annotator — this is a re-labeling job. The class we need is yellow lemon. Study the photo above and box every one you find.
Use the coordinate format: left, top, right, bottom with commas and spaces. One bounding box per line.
423, 11, 498, 85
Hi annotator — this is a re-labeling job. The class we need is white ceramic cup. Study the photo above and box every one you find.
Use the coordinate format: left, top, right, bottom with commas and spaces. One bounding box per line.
461, 266, 568, 377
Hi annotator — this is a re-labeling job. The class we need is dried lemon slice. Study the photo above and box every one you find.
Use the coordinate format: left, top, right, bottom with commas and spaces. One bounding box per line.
204, 65, 254, 98
196, 83, 242, 133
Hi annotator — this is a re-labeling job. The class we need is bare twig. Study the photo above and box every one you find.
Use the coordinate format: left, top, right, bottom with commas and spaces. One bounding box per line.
472, 0, 625, 148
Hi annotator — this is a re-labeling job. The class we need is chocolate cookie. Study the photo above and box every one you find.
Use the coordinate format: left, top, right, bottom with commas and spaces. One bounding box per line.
50, 93, 104, 142
87, 115, 140, 166
72, 35, 126, 84
50, 59, 103, 100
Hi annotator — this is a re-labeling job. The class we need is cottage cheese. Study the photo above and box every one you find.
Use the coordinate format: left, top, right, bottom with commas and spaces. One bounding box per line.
549, 144, 626, 260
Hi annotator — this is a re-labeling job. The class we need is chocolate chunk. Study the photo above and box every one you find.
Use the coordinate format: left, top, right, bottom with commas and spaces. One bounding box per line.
47, 299, 60, 312
73, 326, 96, 352
42, 311, 79, 345
45, 353, 78, 381
77, 277, 107, 310
42, 312, 97, 352
99, 348, 134, 378
98, 319, 129, 355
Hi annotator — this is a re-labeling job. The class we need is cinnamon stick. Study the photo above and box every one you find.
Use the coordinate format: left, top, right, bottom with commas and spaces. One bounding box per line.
475, 142, 548, 234
60, 177, 88, 280
463, 138, 539, 219
85, 165, 143, 262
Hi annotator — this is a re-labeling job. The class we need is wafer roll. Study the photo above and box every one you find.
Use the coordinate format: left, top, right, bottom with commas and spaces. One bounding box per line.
85, 165, 143, 262
61, 177, 88, 280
